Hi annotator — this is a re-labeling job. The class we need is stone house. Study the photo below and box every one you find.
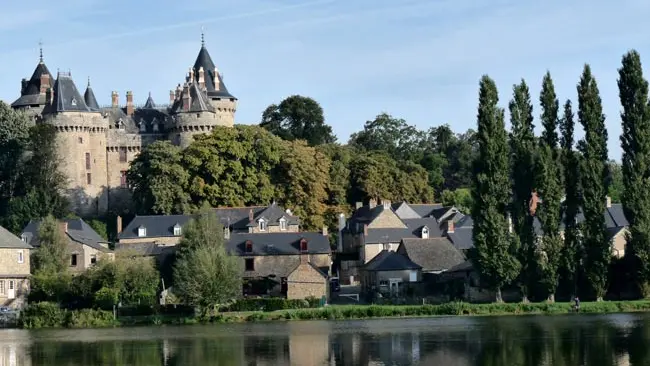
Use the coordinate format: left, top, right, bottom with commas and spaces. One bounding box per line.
21, 218, 113, 273
116, 202, 300, 256
397, 237, 466, 276
10, 35, 237, 216
227, 232, 331, 300
0, 225, 32, 309
360, 247, 422, 296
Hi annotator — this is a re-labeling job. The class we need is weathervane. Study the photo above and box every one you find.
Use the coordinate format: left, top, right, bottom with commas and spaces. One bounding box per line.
201, 26, 205, 47
38, 40, 43, 62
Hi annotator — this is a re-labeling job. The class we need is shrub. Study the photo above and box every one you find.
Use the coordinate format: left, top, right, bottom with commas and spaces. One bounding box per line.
20, 302, 66, 328
224, 298, 321, 312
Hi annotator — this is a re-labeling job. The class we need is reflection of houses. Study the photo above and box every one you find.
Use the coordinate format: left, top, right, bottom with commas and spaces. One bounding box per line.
0, 225, 32, 309
0, 341, 32, 366
227, 232, 331, 300
21, 218, 113, 273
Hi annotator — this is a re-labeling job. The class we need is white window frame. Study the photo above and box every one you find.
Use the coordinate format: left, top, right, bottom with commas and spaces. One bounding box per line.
173, 225, 182, 236
138, 226, 147, 237
258, 219, 267, 232
21, 234, 27, 242
279, 218, 287, 231
421, 226, 429, 239
17, 250, 24, 264
409, 270, 418, 282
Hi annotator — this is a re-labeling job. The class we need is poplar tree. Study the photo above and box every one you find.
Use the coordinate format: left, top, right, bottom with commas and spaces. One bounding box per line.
577, 65, 609, 301
471, 75, 521, 303
508, 80, 536, 302
559, 100, 582, 299
618, 50, 650, 297
536, 73, 563, 302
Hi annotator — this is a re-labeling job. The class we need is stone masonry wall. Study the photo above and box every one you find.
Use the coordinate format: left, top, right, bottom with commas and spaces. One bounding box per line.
0, 248, 31, 309
287, 261, 328, 300
248, 224, 300, 234
118, 236, 182, 246
367, 209, 407, 229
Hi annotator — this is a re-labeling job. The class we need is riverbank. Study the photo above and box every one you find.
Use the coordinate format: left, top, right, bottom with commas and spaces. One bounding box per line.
16, 300, 650, 329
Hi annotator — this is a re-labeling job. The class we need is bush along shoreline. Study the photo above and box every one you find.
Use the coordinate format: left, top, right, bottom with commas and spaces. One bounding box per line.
18, 300, 650, 329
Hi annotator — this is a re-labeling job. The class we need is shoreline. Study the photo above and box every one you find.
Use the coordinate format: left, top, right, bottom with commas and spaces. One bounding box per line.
15, 300, 650, 329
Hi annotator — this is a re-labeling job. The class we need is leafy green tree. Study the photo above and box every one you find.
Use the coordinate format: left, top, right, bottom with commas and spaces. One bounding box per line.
471, 75, 521, 302
173, 208, 242, 314
317, 143, 352, 207
559, 100, 582, 299
606, 160, 623, 203
0, 101, 30, 207
508, 79, 537, 302
440, 188, 473, 213
260, 95, 336, 146
536, 72, 564, 302
32, 215, 68, 272
577, 65, 610, 301
618, 50, 650, 296
349, 113, 424, 161
127, 141, 191, 215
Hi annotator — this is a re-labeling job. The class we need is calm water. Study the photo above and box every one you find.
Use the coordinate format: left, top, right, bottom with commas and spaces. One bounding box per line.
1, 313, 650, 365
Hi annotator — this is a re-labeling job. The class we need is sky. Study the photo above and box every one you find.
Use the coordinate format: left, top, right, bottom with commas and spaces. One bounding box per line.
1, 0, 650, 160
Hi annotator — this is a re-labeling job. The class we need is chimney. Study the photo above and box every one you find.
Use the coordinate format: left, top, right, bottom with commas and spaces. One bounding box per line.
169, 90, 175, 104
355, 202, 363, 210
606, 196, 612, 208
126, 91, 134, 116
300, 253, 309, 264
214, 69, 221, 90
447, 220, 455, 234
111, 91, 119, 108
369, 199, 377, 209
363, 224, 368, 236
175, 84, 182, 100
529, 191, 539, 216
39, 73, 50, 94
322, 226, 328, 236
382, 199, 391, 209
248, 209, 254, 222
182, 84, 191, 111
198, 67, 205, 89
116, 216, 123, 234
383, 242, 390, 251
188, 67, 195, 82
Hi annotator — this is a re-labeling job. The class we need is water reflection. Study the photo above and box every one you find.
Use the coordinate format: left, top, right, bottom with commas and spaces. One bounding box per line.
3, 313, 650, 365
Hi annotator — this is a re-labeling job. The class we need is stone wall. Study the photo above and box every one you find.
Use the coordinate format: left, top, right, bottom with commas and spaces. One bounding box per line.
0, 248, 30, 277
66, 241, 112, 273
367, 209, 406, 229
0, 248, 30, 309
287, 260, 328, 300
118, 236, 182, 246
248, 224, 300, 234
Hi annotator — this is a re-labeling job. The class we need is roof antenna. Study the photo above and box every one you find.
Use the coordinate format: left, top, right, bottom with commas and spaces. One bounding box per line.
39, 40, 43, 63
201, 26, 205, 47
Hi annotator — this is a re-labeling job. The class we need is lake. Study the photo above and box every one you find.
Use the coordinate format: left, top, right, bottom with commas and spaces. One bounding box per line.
1, 313, 649, 365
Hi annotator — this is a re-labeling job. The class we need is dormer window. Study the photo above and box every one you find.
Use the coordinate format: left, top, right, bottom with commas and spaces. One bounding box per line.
21, 234, 27, 243
117, 119, 125, 130
71, 98, 77, 106
139, 120, 146, 132
421, 226, 429, 239
245, 240, 253, 253
153, 121, 160, 132
300, 239, 308, 252
138, 226, 147, 237
173, 224, 182, 236
258, 219, 267, 232
279, 217, 287, 231
224, 227, 230, 239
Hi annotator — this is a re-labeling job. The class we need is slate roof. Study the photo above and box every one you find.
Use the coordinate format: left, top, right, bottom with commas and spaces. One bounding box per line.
227, 232, 330, 256
21, 218, 109, 252
364, 250, 421, 271
447, 215, 474, 250
193, 45, 236, 100
249, 202, 300, 227
399, 238, 465, 272
143, 93, 156, 109
348, 205, 386, 226
364, 217, 441, 244
170, 82, 216, 114
43, 73, 98, 114
114, 242, 176, 257
102, 106, 170, 134
11, 61, 54, 108
119, 214, 191, 239
408, 204, 445, 218
0, 225, 32, 249
84, 83, 100, 111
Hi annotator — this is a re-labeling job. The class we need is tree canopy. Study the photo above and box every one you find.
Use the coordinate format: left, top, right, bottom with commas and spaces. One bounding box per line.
260, 95, 336, 146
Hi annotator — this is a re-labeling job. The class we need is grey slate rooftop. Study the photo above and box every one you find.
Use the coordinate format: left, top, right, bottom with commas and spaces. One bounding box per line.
227, 232, 330, 256
399, 237, 465, 272
0, 225, 32, 249
364, 250, 421, 272
83, 80, 100, 111
193, 45, 236, 100
11, 60, 53, 108
21, 218, 109, 252
364, 217, 441, 244
43, 72, 99, 114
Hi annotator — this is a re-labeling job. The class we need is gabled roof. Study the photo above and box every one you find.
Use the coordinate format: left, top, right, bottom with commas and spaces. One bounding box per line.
84, 81, 100, 111
392, 202, 422, 219
399, 237, 465, 272
408, 204, 445, 218
11, 61, 54, 108
119, 214, 191, 239
227, 232, 330, 256
143, 93, 156, 109
364, 250, 421, 271
364, 217, 442, 244
21, 218, 109, 252
193, 45, 236, 100
43, 73, 98, 114
0, 225, 32, 249
248, 202, 299, 227
169, 82, 216, 114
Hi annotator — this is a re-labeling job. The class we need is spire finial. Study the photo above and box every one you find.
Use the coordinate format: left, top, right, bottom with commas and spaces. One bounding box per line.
87, 76, 91, 87
201, 26, 205, 47
149, 91, 152, 97
38, 40, 43, 62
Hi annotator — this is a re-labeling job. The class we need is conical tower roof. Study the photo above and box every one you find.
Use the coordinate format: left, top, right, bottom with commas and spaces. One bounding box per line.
83, 78, 100, 111
192, 36, 236, 100
11, 50, 55, 108
143, 92, 156, 109
43, 72, 97, 114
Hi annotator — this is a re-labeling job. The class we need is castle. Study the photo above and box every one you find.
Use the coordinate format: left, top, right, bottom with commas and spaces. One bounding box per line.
9, 36, 237, 216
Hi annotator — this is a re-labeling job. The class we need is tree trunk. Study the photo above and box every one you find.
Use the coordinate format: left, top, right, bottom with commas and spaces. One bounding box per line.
596, 296, 604, 302
495, 287, 504, 303
547, 293, 555, 303
521, 295, 529, 304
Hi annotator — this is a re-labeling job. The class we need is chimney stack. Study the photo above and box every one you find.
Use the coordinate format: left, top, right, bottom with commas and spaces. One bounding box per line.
188, 67, 195, 82
300, 253, 309, 264
369, 199, 377, 209
447, 220, 455, 234
59, 221, 68, 234
606, 196, 612, 208
126, 91, 134, 116
198, 67, 205, 89
529, 191, 539, 216
175, 84, 182, 100
111, 91, 119, 108
322, 226, 328, 236
169, 90, 175, 104
39, 73, 50, 94
382, 199, 391, 210
355, 202, 363, 210
116, 216, 123, 234
182, 84, 191, 111
248, 209, 254, 222
363, 224, 368, 236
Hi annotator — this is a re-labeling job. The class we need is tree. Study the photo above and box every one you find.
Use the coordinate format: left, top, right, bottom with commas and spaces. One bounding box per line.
260, 95, 336, 146
559, 100, 582, 299
606, 160, 624, 203
173, 208, 241, 314
440, 188, 473, 213
508, 79, 536, 302
0, 101, 30, 208
536, 72, 564, 302
349, 113, 424, 161
618, 50, 650, 296
577, 65, 610, 301
32, 215, 68, 273
127, 141, 191, 215
471, 75, 521, 302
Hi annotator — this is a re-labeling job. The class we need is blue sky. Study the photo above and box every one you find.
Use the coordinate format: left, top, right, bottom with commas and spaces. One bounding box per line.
1, 0, 649, 159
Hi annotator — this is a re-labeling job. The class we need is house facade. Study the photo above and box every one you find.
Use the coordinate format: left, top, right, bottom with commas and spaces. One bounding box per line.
21, 218, 113, 273
360, 248, 422, 297
0, 225, 33, 309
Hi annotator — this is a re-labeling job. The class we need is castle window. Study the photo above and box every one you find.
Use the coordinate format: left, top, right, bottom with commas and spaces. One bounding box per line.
119, 147, 127, 162
117, 119, 124, 130
71, 254, 78, 266
120, 170, 128, 188
71, 98, 77, 106
78, 137, 83, 144
224, 227, 230, 239
17, 250, 24, 264
85, 153, 91, 170
86, 173, 92, 185
21, 234, 27, 242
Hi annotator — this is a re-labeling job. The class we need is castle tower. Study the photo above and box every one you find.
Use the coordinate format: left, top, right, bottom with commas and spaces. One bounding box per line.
169, 34, 237, 147
10, 44, 54, 120
41, 72, 109, 216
